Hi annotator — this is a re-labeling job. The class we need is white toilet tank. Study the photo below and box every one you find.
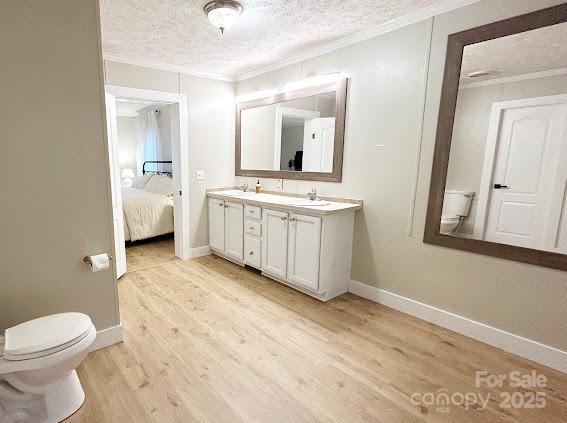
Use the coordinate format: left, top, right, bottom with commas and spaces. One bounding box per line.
443, 190, 474, 218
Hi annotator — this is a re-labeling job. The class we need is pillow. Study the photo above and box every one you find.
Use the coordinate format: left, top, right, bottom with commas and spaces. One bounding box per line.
144, 175, 174, 196
131, 175, 153, 189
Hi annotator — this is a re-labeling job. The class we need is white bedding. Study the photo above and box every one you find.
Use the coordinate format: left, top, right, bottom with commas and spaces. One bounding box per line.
122, 187, 174, 242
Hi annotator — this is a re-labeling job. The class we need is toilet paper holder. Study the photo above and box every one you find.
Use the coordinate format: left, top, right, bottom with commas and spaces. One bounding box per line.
83, 255, 113, 265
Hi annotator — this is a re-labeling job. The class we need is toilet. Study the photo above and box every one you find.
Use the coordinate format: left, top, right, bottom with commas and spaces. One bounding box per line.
0, 313, 96, 423
441, 190, 474, 234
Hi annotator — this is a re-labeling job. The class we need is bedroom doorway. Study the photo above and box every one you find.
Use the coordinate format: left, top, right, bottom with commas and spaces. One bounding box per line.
104, 86, 189, 278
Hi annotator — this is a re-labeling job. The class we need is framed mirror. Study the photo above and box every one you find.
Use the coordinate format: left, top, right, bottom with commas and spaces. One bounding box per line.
236, 79, 348, 182
424, 4, 567, 271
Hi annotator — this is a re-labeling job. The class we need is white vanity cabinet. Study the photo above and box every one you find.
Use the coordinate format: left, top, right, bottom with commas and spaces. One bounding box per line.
286, 213, 321, 291
208, 198, 244, 263
208, 198, 225, 252
262, 209, 289, 278
261, 208, 352, 299
207, 191, 360, 301
224, 202, 244, 261
262, 209, 322, 290
244, 205, 262, 269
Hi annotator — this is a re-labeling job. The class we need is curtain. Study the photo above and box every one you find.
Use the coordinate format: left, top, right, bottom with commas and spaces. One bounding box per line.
137, 109, 162, 175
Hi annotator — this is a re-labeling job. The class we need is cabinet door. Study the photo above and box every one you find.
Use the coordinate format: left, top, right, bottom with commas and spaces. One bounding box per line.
208, 198, 225, 252
262, 209, 288, 278
244, 236, 261, 269
287, 214, 321, 290
224, 202, 244, 261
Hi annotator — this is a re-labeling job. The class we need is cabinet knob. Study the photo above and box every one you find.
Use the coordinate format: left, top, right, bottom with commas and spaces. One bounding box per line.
224, 205, 229, 208
218, 203, 223, 207
281, 216, 287, 221
249, 251, 254, 255
289, 217, 296, 222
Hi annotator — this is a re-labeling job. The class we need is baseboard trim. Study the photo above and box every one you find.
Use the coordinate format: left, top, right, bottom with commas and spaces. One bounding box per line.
189, 246, 211, 259
90, 324, 123, 352
348, 280, 567, 374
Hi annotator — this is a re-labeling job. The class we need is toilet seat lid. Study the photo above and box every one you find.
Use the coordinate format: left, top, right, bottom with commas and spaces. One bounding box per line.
4, 313, 92, 361
441, 215, 460, 223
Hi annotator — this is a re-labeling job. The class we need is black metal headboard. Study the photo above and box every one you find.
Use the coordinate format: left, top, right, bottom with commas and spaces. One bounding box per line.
142, 161, 173, 176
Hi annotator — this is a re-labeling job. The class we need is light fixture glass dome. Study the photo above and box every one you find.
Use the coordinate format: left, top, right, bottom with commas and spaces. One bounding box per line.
204, 1, 243, 34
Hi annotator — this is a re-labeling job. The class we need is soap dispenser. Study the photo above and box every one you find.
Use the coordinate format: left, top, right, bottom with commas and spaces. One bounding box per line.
255, 179, 262, 194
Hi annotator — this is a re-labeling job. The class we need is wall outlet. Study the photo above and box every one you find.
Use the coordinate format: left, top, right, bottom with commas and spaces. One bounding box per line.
276, 178, 283, 190
196, 170, 206, 181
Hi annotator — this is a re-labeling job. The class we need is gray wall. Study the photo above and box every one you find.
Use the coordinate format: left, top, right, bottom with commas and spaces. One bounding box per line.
448, 74, 567, 234
236, 0, 567, 351
117, 116, 138, 173
104, 61, 235, 248
0, 0, 119, 331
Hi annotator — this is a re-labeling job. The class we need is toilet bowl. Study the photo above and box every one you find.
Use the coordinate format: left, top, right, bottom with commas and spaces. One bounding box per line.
0, 313, 96, 423
440, 216, 461, 234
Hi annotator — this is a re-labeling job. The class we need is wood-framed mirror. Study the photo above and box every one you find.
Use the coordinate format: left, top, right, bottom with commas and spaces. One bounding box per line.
236, 78, 348, 182
424, 4, 567, 271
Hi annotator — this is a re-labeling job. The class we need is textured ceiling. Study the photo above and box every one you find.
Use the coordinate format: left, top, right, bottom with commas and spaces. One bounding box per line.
461, 22, 567, 84
99, 0, 445, 78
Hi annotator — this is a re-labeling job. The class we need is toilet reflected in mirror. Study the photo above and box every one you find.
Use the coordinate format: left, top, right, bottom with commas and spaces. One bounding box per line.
440, 190, 474, 235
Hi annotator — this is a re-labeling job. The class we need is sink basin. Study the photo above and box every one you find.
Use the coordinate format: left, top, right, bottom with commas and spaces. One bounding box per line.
279, 198, 330, 206
221, 190, 258, 196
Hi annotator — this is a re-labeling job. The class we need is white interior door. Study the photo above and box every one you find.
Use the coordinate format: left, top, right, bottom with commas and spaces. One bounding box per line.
262, 209, 288, 278
287, 214, 321, 290
105, 93, 127, 278
224, 202, 244, 260
485, 103, 567, 250
303, 117, 336, 172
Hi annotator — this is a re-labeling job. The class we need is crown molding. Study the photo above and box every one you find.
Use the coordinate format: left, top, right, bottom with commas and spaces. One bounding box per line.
459, 67, 567, 90
235, 0, 480, 82
103, 54, 236, 82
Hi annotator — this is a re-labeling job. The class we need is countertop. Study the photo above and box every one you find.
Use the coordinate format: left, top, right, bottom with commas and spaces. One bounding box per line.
207, 189, 363, 216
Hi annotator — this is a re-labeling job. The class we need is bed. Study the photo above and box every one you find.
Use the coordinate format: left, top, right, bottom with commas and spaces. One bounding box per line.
122, 161, 175, 242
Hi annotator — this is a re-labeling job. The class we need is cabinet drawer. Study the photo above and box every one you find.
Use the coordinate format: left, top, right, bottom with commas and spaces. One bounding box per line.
245, 221, 261, 237
245, 205, 262, 220
245, 236, 261, 268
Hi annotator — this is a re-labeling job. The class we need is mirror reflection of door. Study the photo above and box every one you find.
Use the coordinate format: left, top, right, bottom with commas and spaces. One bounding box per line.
240, 91, 338, 173
303, 117, 335, 172
443, 20, 567, 256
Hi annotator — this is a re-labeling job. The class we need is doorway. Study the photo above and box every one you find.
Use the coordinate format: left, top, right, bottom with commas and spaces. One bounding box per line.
104, 86, 189, 278
475, 94, 567, 252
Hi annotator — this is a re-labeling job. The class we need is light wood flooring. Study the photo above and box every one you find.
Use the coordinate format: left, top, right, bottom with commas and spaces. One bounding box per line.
125, 236, 177, 273
68, 255, 567, 422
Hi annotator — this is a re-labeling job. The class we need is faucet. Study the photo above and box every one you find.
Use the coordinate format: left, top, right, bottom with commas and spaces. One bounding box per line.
307, 188, 318, 201
241, 183, 249, 192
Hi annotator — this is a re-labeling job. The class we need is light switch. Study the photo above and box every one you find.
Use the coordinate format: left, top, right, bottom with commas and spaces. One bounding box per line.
196, 170, 206, 180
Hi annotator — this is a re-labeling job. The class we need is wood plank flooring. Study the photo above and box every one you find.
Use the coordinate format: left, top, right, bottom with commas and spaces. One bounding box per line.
68, 255, 567, 422
125, 236, 177, 273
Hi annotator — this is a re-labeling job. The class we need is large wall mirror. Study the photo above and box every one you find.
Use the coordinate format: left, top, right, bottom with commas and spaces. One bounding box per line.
425, 4, 567, 271
236, 79, 347, 182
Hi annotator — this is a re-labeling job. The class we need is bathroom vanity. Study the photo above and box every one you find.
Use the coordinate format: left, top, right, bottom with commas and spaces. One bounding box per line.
207, 189, 362, 301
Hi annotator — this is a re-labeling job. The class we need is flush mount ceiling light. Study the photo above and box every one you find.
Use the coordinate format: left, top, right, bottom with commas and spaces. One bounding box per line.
204, 0, 243, 34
